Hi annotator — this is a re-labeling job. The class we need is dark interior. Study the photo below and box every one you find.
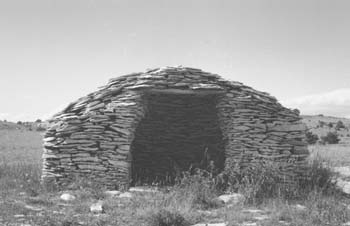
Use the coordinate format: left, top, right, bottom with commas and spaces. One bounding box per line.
130, 91, 225, 186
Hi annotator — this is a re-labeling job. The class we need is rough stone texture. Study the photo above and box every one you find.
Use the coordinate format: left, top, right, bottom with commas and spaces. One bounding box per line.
60, 193, 76, 201
90, 201, 104, 214
41, 66, 308, 188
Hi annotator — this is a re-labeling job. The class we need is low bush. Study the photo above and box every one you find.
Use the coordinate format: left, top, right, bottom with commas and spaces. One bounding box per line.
321, 132, 340, 144
223, 154, 339, 203
147, 209, 189, 226
336, 120, 346, 130
306, 131, 319, 144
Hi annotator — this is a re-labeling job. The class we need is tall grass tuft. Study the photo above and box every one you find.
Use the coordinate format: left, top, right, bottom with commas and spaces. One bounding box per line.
165, 169, 221, 209
146, 209, 190, 226
298, 157, 338, 196
223, 155, 339, 203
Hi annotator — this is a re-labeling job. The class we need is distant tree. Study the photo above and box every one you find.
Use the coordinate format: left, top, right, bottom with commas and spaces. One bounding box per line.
335, 120, 346, 130
328, 122, 333, 128
318, 120, 326, 128
306, 131, 319, 145
17, 121, 22, 125
321, 132, 340, 144
35, 119, 42, 123
36, 126, 46, 132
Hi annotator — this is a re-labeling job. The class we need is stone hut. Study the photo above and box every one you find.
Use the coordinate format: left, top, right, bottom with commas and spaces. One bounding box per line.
42, 66, 308, 188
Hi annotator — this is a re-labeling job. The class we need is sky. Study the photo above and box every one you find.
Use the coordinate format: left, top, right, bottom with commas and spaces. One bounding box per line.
0, 0, 350, 122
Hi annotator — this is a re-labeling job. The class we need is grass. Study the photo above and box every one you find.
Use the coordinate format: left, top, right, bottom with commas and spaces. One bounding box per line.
0, 130, 43, 164
309, 144, 350, 166
1, 129, 350, 225
0, 158, 347, 226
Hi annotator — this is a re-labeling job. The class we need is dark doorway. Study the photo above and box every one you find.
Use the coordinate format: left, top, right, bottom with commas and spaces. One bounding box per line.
130, 91, 225, 186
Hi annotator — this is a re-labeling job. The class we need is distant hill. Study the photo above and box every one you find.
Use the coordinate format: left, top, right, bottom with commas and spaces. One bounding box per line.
0, 120, 24, 130
0, 120, 47, 132
301, 115, 350, 144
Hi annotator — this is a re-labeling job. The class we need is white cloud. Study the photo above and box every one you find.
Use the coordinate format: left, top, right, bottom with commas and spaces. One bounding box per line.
0, 113, 35, 122
0, 103, 68, 123
282, 88, 350, 118
0, 113, 10, 121
40, 103, 69, 121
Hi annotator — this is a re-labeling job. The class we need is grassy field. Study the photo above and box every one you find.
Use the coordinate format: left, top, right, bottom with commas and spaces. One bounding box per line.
302, 115, 350, 145
0, 130, 43, 165
1, 126, 350, 225
309, 144, 350, 166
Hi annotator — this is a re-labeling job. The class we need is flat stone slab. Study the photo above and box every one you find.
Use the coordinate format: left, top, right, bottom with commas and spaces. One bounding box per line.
24, 204, 43, 212
90, 201, 104, 214
60, 193, 76, 201
104, 190, 121, 197
119, 192, 133, 198
129, 186, 159, 193
242, 209, 265, 214
217, 193, 245, 205
192, 223, 227, 226
241, 222, 257, 226
336, 178, 350, 194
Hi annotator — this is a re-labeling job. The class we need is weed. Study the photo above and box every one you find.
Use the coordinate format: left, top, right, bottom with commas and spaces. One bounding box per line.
168, 169, 220, 209
223, 154, 339, 203
146, 209, 189, 226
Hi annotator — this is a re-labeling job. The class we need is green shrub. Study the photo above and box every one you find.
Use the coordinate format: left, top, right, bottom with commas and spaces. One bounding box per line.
318, 120, 326, 128
336, 120, 346, 130
36, 126, 46, 132
147, 209, 189, 226
306, 131, 319, 144
321, 132, 340, 144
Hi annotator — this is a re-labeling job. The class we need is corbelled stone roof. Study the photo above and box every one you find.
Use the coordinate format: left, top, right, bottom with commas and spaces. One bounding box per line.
52, 66, 282, 121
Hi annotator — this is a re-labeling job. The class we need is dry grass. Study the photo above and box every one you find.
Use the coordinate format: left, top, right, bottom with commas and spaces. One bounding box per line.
0, 129, 350, 225
0, 130, 43, 164
309, 144, 350, 166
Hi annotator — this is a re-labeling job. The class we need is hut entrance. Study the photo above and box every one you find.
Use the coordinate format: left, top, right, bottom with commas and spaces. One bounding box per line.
130, 90, 225, 186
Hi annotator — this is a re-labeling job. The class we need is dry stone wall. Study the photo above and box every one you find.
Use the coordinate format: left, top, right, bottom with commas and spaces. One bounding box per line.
42, 66, 308, 188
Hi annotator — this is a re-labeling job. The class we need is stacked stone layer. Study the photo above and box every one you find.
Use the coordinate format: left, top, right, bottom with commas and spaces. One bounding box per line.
42, 66, 308, 188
